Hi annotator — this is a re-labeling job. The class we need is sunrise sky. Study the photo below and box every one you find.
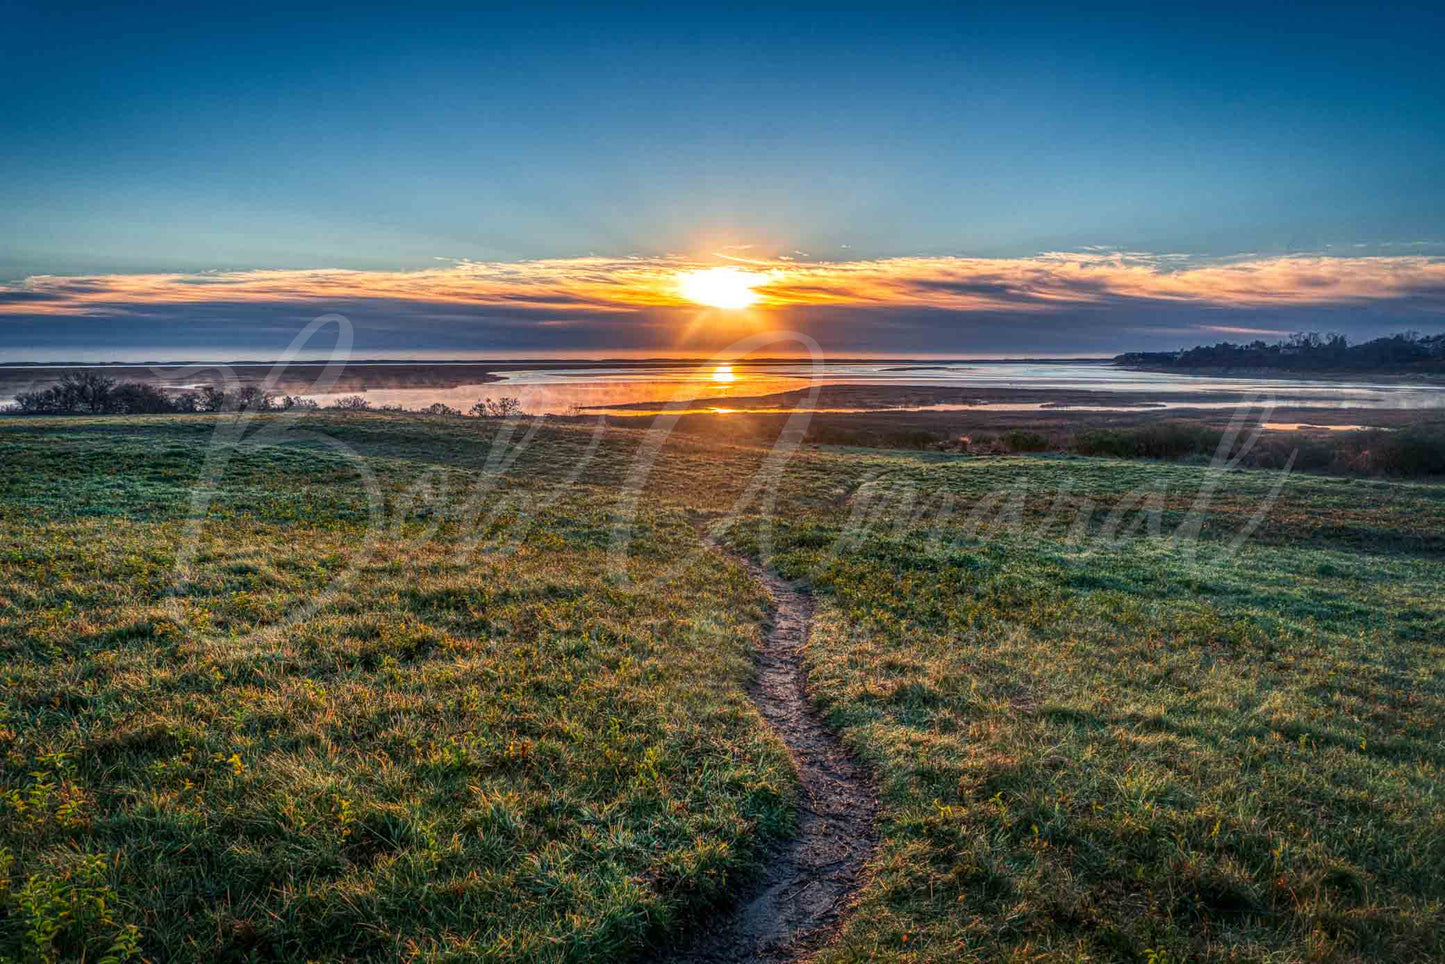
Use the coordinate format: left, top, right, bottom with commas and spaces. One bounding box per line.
3, 2, 1443, 359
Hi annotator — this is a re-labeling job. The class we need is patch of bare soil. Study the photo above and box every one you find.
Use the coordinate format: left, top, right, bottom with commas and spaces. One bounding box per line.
665, 547, 877, 963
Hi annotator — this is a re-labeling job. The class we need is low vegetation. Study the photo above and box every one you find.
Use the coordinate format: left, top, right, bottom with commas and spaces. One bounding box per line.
5, 371, 523, 419
1001, 430, 1050, 453
0, 416, 788, 962
806, 423, 940, 450
1244, 423, 1445, 477
1072, 421, 1445, 478
804, 417, 1445, 479
724, 457, 1445, 962
2, 412, 1442, 961
1074, 422, 1223, 459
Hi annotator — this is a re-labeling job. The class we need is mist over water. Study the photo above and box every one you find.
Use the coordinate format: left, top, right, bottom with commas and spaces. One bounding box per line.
5, 359, 1444, 414
297, 361, 1445, 415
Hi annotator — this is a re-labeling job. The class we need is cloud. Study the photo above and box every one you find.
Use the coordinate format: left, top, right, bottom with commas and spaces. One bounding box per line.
755, 254, 1445, 311
6, 253, 1445, 317
1201, 325, 1295, 337
2, 252, 1443, 357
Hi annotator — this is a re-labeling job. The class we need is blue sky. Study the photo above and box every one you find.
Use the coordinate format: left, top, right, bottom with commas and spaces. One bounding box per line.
2, 1, 1443, 356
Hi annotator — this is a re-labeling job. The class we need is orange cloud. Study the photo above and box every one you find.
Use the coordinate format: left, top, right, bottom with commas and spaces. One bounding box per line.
3, 253, 1444, 319
754, 253, 1445, 310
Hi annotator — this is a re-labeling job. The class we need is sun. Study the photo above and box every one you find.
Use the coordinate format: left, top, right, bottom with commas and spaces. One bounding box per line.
677, 267, 764, 309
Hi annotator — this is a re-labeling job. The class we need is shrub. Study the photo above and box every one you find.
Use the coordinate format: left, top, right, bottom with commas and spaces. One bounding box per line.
819, 427, 938, 448
108, 382, 175, 414
330, 395, 372, 410
1074, 421, 1222, 459
1193, 423, 1445, 477
13, 388, 62, 414
1002, 430, 1049, 452
1363, 425, 1445, 476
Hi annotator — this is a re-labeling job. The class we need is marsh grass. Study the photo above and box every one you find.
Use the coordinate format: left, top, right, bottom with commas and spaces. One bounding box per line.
2, 412, 1443, 961
724, 458, 1445, 962
0, 416, 793, 962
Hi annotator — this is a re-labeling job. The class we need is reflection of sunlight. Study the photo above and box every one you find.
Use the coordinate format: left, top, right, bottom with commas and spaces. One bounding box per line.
1261, 422, 1372, 432
711, 364, 735, 383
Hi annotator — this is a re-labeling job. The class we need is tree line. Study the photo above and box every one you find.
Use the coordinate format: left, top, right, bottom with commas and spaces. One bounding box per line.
1115, 331, 1445, 373
6, 371, 524, 417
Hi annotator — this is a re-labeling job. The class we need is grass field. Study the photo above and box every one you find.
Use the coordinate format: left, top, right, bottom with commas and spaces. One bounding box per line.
2, 412, 1442, 962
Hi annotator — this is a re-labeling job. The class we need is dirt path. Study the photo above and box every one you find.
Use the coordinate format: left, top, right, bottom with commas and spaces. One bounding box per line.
666, 547, 877, 963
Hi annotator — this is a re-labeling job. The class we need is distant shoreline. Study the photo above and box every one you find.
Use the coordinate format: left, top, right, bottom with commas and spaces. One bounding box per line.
0, 356, 1112, 369
1115, 363, 1445, 385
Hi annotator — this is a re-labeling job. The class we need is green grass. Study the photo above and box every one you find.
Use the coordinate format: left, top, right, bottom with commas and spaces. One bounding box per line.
723, 458, 1445, 962
0, 416, 794, 962
2, 412, 1443, 962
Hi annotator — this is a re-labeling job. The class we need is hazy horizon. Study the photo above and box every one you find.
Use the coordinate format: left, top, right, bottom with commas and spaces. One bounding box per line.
0, 349, 1125, 366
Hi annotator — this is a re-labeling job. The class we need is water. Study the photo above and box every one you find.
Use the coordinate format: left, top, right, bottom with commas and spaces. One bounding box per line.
302, 360, 1445, 415
6, 359, 1442, 415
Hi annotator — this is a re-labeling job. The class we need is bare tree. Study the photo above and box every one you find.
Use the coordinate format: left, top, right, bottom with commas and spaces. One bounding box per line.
469, 397, 524, 418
